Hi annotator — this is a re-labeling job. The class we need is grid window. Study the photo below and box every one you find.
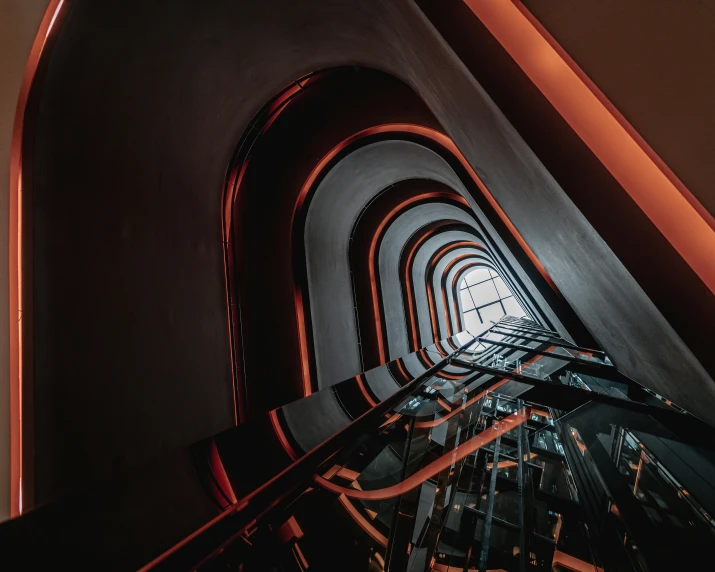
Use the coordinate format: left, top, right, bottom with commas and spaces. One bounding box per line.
501, 296, 524, 317
465, 267, 490, 286
460, 288, 475, 311
468, 280, 500, 306
478, 302, 505, 326
458, 266, 526, 335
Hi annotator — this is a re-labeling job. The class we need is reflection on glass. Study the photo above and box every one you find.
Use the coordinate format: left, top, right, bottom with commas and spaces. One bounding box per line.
199, 317, 708, 572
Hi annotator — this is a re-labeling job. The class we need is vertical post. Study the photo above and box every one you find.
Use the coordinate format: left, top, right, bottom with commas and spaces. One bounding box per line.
385, 412, 431, 571
478, 401, 502, 572
516, 399, 527, 572
421, 402, 465, 571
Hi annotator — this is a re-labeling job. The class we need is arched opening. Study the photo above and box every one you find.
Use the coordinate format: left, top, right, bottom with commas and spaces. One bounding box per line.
458, 266, 526, 335
222, 66, 567, 422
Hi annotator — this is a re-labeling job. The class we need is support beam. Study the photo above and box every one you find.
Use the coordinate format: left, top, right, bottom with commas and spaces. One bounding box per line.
476, 337, 612, 369
490, 328, 605, 358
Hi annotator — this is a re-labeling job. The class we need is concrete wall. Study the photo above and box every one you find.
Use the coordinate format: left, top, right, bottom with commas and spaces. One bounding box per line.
8, 0, 715, 511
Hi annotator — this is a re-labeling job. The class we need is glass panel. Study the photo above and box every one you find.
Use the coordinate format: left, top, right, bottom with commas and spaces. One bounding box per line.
200, 321, 625, 572
469, 281, 500, 306
562, 347, 609, 364
465, 267, 491, 286
460, 288, 475, 311
501, 296, 526, 317
564, 403, 715, 569
478, 302, 505, 326
463, 310, 482, 334
532, 454, 572, 499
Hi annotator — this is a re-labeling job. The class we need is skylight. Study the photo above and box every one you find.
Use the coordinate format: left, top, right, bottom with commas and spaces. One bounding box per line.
459, 267, 526, 336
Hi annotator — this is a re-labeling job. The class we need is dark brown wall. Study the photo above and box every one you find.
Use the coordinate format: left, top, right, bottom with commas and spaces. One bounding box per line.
418, 0, 715, 400
521, 0, 715, 216
24, 0, 714, 508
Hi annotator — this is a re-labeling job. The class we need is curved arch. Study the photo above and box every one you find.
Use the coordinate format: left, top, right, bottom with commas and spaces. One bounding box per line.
426, 242, 486, 340
449, 259, 533, 334
315, 407, 529, 501
381, 205, 482, 354
301, 140, 469, 388
225, 70, 446, 413
407, 229, 488, 340
222, 68, 567, 428
291, 123, 561, 395
398, 221, 474, 350
438, 250, 491, 334
372, 203, 475, 361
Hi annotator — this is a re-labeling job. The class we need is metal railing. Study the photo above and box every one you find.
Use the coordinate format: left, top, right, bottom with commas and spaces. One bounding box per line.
143, 334, 481, 570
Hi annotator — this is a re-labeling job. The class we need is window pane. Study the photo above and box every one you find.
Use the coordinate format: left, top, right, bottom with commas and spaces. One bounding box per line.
464, 268, 490, 286
492, 276, 511, 298
460, 267, 526, 334
501, 296, 526, 317
469, 280, 499, 306
460, 288, 475, 311
463, 310, 483, 334
478, 301, 505, 326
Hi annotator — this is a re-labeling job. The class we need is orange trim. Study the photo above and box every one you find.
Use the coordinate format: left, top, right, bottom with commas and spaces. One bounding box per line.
432, 342, 449, 359
405, 125, 559, 294
436, 397, 453, 412
451, 261, 483, 331
222, 78, 318, 408
466, 0, 715, 294
417, 348, 466, 381
294, 543, 309, 569
415, 378, 510, 429
208, 440, 238, 505
291, 123, 558, 394
531, 407, 552, 419
415, 350, 551, 429
433, 249, 482, 338
435, 371, 467, 382
404, 226, 451, 350
9, 0, 65, 517
425, 277, 440, 345
368, 192, 463, 363
292, 131, 380, 393
315, 407, 530, 500
222, 78, 317, 414
552, 550, 604, 572
510, 0, 715, 237
338, 495, 388, 547
293, 289, 313, 397
395, 358, 412, 383
487, 452, 536, 470
355, 374, 378, 407
428, 242, 481, 338
269, 410, 299, 461
431, 242, 480, 268
337, 467, 361, 482
380, 412, 402, 429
